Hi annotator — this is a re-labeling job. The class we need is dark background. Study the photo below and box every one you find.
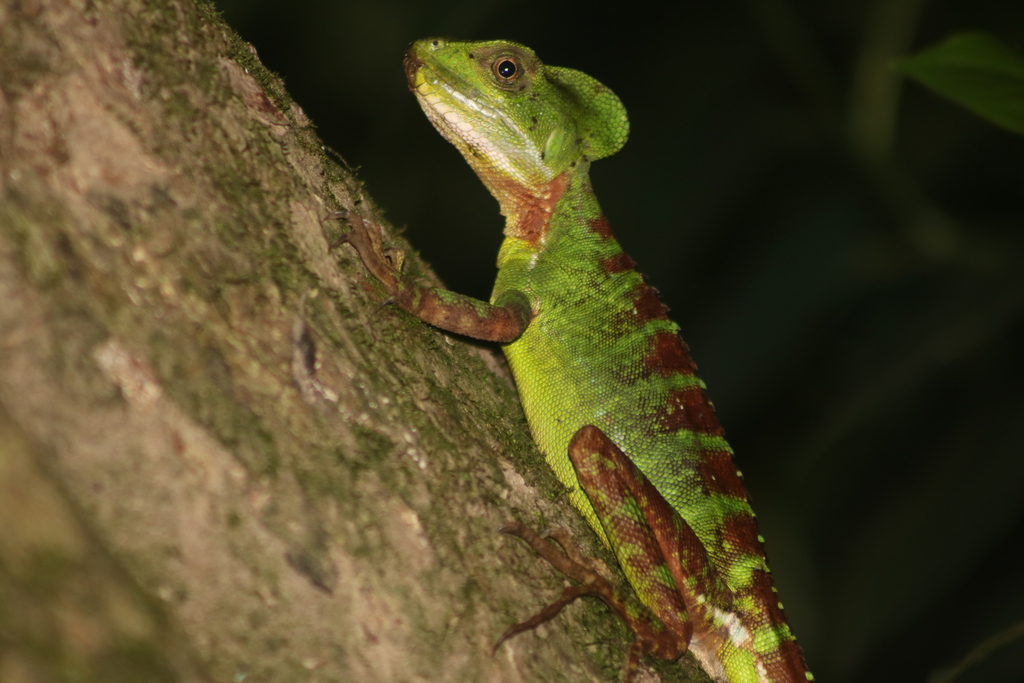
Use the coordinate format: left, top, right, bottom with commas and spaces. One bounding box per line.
211, 1, 1024, 680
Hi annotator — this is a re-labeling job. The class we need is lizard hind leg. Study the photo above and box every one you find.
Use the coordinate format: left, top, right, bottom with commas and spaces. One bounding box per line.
566, 425, 699, 652
495, 423, 710, 678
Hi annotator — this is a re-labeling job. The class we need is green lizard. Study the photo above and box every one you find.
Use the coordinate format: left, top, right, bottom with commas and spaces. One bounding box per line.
340, 38, 813, 683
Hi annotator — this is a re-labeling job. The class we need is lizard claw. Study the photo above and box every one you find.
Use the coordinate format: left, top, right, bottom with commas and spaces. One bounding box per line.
328, 232, 351, 252
372, 298, 396, 315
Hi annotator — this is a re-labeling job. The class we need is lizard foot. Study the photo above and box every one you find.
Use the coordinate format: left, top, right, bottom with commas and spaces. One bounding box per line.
328, 210, 404, 291
496, 521, 686, 681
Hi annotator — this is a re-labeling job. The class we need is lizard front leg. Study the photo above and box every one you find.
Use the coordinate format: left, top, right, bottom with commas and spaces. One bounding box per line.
334, 211, 532, 343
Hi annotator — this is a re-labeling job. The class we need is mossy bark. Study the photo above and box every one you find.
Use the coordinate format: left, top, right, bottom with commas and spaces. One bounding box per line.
0, 1, 708, 681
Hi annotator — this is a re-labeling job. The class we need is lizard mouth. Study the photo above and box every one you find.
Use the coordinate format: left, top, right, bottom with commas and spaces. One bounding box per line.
402, 52, 423, 92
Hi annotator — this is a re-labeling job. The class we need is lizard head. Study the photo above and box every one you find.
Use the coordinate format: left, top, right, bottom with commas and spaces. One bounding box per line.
404, 38, 629, 196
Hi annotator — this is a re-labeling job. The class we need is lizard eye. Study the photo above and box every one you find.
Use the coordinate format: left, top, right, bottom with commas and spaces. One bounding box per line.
493, 57, 522, 83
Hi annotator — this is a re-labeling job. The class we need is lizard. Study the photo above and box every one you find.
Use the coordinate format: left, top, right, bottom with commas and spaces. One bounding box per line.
337, 38, 813, 683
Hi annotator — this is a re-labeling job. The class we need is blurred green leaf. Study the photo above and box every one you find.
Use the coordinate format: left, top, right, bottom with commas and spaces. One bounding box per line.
896, 32, 1024, 134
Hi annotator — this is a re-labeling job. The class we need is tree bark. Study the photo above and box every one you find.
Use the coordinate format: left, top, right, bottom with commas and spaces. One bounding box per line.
0, 0, 708, 681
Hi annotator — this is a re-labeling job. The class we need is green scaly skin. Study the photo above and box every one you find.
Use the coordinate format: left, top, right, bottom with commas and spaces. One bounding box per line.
342, 38, 813, 683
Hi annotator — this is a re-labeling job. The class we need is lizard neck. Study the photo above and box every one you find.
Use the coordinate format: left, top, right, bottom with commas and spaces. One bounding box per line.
495, 161, 601, 246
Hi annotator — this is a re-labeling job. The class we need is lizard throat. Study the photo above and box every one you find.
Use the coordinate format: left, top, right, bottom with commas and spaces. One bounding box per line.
493, 170, 570, 244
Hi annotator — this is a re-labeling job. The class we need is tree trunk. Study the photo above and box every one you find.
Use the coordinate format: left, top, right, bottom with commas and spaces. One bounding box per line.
0, 1, 707, 681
